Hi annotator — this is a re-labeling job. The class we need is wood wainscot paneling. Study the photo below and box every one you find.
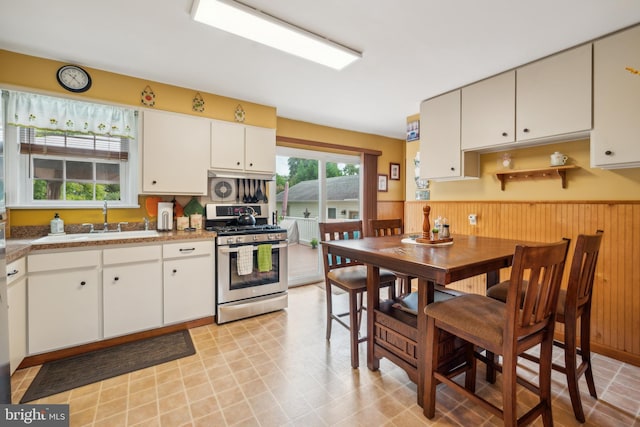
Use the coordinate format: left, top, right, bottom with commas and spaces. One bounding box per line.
405, 200, 640, 366
377, 201, 404, 222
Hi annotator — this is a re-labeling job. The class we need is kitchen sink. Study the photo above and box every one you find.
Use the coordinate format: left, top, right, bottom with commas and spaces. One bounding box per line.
32, 230, 161, 245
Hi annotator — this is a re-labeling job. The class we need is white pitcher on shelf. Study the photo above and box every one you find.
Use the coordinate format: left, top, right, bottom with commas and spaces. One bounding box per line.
550, 151, 568, 166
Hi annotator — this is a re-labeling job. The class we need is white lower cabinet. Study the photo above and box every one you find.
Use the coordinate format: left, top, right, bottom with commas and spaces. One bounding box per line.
28, 250, 101, 354
24, 239, 215, 355
163, 240, 215, 324
7, 257, 27, 373
103, 245, 162, 339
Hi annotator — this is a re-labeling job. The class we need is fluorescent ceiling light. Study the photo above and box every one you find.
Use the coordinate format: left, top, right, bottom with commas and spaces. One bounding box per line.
191, 0, 361, 70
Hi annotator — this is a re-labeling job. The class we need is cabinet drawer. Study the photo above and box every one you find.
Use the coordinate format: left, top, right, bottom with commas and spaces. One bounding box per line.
28, 250, 101, 272
104, 244, 161, 265
163, 240, 213, 259
7, 257, 26, 285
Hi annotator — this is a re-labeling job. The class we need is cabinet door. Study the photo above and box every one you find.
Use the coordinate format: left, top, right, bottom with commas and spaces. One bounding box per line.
163, 255, 214, 324
8, 276, 26, 374
592, 25, 640, 168
516, 44, 592, 141
142, 110, 210, 194
211, 120, 245, 171
420, 91, 464, 179
462, 71, 515, 150
245, 126, 276, 174
103, 261, 162, 338
28, 269, 100, 354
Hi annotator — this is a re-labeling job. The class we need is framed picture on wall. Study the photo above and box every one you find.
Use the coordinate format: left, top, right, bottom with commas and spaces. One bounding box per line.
390, 163, 400, 180
406, 120, 420, 142
378, 174, 388, 192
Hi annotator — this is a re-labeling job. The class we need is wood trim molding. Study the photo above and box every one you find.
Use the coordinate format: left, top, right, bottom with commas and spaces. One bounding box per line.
276, 136, 382, 156
19, 317, 213, 368
363, 153, 378, 229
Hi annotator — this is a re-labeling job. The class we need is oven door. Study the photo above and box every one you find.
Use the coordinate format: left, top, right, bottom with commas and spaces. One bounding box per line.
217, 242, 288, 303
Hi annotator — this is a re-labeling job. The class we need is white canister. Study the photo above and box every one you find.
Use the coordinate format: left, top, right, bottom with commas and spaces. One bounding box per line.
550, 152, 568, 166
176, 217, 190, 231
190, 214, 203, 230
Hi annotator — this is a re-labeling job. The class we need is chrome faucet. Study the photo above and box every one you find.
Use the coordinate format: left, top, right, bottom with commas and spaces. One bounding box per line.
102, 200, 109, 232
143, 217, 149, 231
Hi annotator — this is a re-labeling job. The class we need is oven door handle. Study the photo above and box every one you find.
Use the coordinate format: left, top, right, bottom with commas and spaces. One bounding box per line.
219, 243, 288, 254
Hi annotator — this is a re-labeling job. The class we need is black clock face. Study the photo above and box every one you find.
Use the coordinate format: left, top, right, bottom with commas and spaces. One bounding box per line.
56, 65, 92, 93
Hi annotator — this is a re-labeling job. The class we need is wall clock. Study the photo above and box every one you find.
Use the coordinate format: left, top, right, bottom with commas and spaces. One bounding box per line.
56, 65, 92, 93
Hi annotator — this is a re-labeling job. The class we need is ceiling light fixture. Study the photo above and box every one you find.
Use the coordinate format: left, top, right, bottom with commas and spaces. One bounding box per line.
191, 0, 361, 70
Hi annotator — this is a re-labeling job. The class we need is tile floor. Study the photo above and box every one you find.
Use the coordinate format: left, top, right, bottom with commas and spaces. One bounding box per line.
10, 284, 640, 426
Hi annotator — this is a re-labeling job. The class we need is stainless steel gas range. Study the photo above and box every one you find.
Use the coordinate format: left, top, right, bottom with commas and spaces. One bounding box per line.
205, 203, 288, 324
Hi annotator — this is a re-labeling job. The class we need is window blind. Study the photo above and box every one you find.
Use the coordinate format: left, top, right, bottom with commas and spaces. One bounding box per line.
19, 128, 129, 161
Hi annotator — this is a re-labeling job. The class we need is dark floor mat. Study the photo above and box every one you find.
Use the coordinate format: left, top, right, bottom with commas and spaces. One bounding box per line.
20, 330, 195, 403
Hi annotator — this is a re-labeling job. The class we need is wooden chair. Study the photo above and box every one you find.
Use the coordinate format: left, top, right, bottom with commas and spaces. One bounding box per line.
423, 239, 570, 426
368, 218, 413, 294
319, 221, 397, 368
486, 231, 603, 422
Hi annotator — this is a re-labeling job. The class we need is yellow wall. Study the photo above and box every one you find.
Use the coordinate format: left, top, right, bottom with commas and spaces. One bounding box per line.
1, 49, 406, 227
0, 50, 277, 127
405, 114, 421, 201
276, 118, 406, 201
441, 139, 640, 200
405, 136, 640, 201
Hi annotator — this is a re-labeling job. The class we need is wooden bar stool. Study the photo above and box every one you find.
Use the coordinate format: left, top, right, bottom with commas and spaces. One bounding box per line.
424, 240, 570, 426
486, 231, 603, 422
368, 218, 413, 295
319, 221, 397, 369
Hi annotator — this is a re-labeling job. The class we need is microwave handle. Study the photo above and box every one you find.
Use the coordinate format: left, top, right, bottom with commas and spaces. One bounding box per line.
219, 243, 287, 254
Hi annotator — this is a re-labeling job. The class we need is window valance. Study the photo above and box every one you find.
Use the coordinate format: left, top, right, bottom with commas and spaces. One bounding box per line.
5, 90, 136, 139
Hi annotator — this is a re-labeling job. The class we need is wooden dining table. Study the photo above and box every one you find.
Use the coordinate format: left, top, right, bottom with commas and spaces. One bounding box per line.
321, 233, 537, 406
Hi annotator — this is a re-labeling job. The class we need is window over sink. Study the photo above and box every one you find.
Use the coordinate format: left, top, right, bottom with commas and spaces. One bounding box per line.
2, 90, 139, 208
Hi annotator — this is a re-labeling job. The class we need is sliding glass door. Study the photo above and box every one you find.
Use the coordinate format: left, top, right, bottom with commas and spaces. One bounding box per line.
275, 147, 361, 286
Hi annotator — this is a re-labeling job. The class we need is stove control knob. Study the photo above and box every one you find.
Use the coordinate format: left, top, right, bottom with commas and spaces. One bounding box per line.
253, 235, 259, 241
236, 237, 244, 244
226, 238, 234, 244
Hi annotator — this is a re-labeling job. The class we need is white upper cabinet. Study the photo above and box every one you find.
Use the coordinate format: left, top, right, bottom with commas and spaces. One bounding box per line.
461, 71, 516, 150
516, 44, 592, 142
142, 110, 210, 195
420, 91, 479, 180
211, 120, 276, 175
591, 25, 640, 169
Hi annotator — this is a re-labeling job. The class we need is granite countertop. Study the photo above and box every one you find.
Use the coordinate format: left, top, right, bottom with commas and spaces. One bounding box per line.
6, 229, 216, 263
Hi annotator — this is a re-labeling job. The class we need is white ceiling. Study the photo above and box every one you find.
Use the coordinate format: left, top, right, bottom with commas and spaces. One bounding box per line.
1, 0, 639, 139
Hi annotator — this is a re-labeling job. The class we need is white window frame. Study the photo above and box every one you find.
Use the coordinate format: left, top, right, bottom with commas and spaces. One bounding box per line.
5, 122, 139, 209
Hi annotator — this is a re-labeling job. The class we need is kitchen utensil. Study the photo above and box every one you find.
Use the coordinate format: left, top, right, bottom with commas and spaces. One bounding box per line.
157, 202, 174, 231
242, 180, 249, 203
262, 181, 268, 203
251, 179, 258, 202
237, 206, 256, 225
236, 179, 240, 203
255, 179, 263, 201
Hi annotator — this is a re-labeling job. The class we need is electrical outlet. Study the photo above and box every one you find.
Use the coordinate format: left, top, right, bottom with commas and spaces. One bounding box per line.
468, 214, 477, 225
